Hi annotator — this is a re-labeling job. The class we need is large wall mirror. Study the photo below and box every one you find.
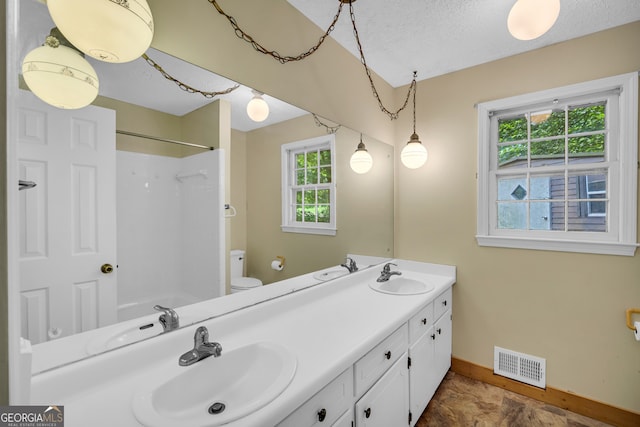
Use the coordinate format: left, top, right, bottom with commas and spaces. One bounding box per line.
11, 0, 393, 372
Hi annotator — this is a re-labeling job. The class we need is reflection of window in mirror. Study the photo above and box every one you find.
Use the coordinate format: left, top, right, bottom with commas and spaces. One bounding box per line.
280, 135, 336, 235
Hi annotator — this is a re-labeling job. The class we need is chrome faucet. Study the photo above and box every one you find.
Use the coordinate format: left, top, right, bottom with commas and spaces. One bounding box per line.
340, 257, 358, 273
179, 326, 222, 366
154, 305, 180, 332
377, 262, 402, 282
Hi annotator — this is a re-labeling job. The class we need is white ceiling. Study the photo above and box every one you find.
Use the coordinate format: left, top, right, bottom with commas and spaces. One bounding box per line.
287, 0, 640, 87
19, 0, 640, 128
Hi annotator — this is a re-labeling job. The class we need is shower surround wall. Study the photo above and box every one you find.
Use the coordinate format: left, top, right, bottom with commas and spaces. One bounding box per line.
116, 150, 225, 321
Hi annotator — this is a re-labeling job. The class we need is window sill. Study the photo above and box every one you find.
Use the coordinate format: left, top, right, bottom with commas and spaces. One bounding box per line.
476, 235, 638, 256
281, 225, 336, 236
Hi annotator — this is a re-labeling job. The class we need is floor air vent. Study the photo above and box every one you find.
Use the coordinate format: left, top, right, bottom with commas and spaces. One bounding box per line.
494, 346, 546, 388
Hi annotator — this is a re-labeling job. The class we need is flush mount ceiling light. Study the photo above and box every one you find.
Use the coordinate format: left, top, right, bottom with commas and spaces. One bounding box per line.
350, 134, 373, 174
508, 0, 560, 41
401, 72, 428, 169
246, 90, 270, 122
22, 28, 99, 109
46, 0, 154, 63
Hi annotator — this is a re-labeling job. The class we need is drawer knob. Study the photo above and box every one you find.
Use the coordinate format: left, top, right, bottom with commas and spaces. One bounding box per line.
437, 328, 442, 335
317, 408, 326, 422
442, 300, 447, 306
421, 318, 427, 325
385, 351, 391, 360
364, 408, 372, 418
431, 333, 436, 340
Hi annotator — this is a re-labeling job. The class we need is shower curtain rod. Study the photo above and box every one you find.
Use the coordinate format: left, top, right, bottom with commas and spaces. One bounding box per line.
116, 130, 214, 150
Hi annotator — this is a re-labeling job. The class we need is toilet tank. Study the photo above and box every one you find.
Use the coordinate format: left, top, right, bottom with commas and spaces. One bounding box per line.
230, 249, 245, 279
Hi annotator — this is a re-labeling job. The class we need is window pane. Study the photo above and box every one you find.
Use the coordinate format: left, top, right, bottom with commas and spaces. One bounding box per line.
498, 177, 527, 201
533, 174, 565, 201
549, 201, 565, 231
319, 149, 331, 165
530, 109, 565, 139
497, 202, 526, 229
529, 201, 551, 230
319, 166, 331, 184
317, 205, 330, 223
295, 190, 302, 204
295, 153, 305, 168
498, 143, 527, 168
304, 189, 316, 204
304, 206, 316, 222
530, 138, 565, 167
296, 205, 303, 221
568, 134, 605, 164
296, 170, 305, 185
317, 189, 329, 204
306, 151, 318, 167
587, 175, 606, 192
498, 115, 527, 142
306, 168, 318, 184
567, 202, 607, 232
568, 103, 605, 134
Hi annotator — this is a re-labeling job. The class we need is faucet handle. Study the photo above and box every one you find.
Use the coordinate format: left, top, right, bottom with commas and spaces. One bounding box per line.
154, 305, 179, 330
382, 262, 397, 272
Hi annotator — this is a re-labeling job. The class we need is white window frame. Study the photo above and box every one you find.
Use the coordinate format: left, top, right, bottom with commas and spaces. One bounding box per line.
476, 73, 638, 256
281, 135, 337, 235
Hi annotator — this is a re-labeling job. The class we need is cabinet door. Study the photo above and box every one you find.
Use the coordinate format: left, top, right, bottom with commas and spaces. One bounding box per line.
332, 410, 353, 427
434, 309, 452, 383
355, 353, 409, 427
408, 326, 438, 425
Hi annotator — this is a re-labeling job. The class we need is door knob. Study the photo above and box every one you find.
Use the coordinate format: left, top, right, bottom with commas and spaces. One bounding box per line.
101, 263, 114, 274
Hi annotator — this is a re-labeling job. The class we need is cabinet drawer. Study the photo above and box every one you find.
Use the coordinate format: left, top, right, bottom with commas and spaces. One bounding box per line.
408, 302, 433, 345
434, 287, 452, 320
278, 366, 353, 427
354, 324, 408, 396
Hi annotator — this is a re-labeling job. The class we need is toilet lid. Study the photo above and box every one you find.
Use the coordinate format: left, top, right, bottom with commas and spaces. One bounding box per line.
231, 277, 262, 289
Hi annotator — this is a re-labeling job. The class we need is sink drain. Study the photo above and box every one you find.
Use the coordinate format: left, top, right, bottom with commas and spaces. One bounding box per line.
208, 402, 226, 415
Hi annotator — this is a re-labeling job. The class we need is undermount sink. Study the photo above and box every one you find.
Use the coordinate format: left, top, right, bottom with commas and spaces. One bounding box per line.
369, 276, 435, 295
132, 341, 297, 427
313, 267, 350, 281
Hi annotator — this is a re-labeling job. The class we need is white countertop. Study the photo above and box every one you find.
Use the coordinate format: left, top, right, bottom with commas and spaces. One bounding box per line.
30, 259, 456, 427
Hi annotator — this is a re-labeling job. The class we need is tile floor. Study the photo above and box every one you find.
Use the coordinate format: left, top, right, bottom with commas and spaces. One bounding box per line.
417, 372, 613, 427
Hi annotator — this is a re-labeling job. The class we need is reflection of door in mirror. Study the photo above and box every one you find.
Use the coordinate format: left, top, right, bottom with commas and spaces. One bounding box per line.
18, 90, 117, 344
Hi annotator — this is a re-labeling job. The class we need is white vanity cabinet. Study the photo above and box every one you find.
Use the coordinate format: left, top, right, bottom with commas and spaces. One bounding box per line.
332, 410, 354, 427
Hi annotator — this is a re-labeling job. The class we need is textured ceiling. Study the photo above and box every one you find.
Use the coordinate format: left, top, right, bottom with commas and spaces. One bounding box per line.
287, 0, 640, 87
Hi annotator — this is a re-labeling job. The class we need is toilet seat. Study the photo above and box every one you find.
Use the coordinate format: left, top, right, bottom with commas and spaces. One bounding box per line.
231, 277, 262, 290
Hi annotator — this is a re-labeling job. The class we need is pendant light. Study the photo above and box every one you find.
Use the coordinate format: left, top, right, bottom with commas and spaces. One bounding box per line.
22, 28, 99, 109
401, 73, 428, 169
246, 90, 270, 122
46, 0, 154, 63
507, 0, 560, 41
350, 134, 373, 174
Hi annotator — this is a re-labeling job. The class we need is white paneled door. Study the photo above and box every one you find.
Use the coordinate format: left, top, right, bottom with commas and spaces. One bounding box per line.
17, 90, 117, 344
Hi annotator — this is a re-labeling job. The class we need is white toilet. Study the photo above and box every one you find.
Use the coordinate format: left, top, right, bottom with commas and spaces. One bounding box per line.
230, 249, 263, 293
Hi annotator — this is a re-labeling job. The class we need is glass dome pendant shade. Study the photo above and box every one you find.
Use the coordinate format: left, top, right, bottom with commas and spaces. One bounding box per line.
507, 0, 560, 41
246, 90, 270, 122
401, 73, 428, 169
350, 138, 373, 174
22, 28, 99, 109
46, 0, 154, 63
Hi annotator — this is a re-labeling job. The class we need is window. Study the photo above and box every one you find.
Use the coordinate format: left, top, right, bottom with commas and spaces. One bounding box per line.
477, 73, 638, 256
281, 135, 336, 235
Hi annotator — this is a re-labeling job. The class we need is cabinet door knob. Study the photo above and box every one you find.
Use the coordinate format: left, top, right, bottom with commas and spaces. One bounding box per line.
431, 333, 436, 340
437, 328, 442, 335
317, 408, 326, 422
442, 300, 447, 306
384, 351, 391, 360
364, 408, 371, 418
421, 318, 427, 325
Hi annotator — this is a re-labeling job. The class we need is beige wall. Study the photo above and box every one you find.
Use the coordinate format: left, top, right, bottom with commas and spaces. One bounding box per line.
393, 22, 640, 412
245, 114, 394, 283
230, 129, 248, 252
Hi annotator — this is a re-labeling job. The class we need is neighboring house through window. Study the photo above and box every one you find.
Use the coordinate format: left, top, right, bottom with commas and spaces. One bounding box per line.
476, 73, 638, 256
281, 135, 336, 235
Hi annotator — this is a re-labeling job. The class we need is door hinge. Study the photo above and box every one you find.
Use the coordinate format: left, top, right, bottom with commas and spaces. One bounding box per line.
407, 356, 412, 369
408, 411, 413, 424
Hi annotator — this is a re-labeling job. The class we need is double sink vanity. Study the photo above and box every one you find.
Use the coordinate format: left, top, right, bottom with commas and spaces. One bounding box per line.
30, 258, 455, 426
